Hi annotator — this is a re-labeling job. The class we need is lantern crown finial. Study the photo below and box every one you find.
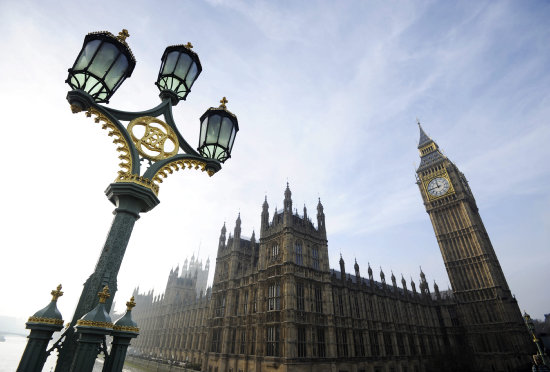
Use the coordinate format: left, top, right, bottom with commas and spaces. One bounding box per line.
126, 296, 137, 311
51, 284, 63, 302
219, 97, 228, 109
185, 42, 193, 49
117, 29, 130, 42
98, 285, 110, 304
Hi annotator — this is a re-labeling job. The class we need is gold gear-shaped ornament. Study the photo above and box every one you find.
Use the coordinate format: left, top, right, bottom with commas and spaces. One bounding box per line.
127, 116, 179, 161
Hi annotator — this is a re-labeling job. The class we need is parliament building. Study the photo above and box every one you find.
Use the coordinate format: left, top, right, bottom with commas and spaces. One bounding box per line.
131, 125, 532, 372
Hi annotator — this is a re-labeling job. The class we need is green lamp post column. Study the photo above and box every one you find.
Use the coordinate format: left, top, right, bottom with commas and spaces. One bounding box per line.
70, 286, 113, 372
103, 296, 139, 372
17, 285, 65, 372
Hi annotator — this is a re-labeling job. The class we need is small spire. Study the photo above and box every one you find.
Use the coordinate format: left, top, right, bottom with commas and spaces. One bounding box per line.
98, 286, 110, 304
51, 284, 63, 302
126, 296, 137, 311
219, 96, 228, 109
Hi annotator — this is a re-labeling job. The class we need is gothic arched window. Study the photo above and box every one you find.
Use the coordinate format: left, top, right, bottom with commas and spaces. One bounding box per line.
295, 241, 303, 265
312, 246, 320, 270
270, 243, 279, 260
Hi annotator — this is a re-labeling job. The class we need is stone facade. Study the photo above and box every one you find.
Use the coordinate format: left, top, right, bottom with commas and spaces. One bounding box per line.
131, 126, 532, 372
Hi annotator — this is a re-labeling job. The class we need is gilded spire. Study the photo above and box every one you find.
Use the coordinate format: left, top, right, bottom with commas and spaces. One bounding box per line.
51, 284, 63, 302
126, 296, 137, 311
98, 286, 110, 304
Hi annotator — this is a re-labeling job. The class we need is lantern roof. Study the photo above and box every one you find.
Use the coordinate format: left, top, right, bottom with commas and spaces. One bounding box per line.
85, 29, 136, 75
162, 43, 202, 72
200, 98, 239, 131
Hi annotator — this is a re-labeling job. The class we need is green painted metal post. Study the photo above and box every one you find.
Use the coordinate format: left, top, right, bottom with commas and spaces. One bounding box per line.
55, 184, 159, 372
17, 286, 64, 372
103, 297, 139, 372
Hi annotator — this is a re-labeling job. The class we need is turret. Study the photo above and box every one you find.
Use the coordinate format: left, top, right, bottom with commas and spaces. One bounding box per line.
218, 223, 226, 253
284, 182, 292, 213
339, 254, 346, 281
419, 267, 430, 297
284, 183, 293, 225
261, 196, 269, 232
234, 213, 241, 241
250, 230, 256, 267
434, 281, 441, 300
317, 198, 326, 236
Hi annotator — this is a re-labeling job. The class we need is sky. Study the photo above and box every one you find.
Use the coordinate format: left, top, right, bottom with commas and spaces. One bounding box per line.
0, 0, 549, 326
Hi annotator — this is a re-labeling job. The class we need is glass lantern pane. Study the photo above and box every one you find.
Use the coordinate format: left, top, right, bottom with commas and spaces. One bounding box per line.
206, 115, 222, 143
218, 117, 233, 148
104, 54, 128, 89
199, 117, 208, 146
185, 62, 198, 89
206, 145, 216, 158
162, 51, 179, 74
74, 39, 101, 70
228, 129, 236, 152
174, 53, 192, 80
88, 43, 119, 78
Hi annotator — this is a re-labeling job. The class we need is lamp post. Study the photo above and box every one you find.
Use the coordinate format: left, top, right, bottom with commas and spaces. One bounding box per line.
50, 29, 239, 371
524, 311, 550, 367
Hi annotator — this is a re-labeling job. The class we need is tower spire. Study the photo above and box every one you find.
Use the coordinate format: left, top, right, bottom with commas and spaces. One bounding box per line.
416, 120, 445, 171
417, 118, 433, 149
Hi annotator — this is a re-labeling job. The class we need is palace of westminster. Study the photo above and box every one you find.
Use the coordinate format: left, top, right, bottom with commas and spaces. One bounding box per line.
131, 125, 533, 372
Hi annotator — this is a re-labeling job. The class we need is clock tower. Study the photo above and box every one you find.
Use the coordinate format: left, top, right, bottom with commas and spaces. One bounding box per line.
415, 121, 531, 370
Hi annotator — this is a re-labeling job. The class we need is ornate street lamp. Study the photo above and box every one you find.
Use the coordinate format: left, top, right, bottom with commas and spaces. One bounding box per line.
198, 97, 239, 163
22, 29, 240, 372
66, 30, 136, 103
156, 43, 202, 103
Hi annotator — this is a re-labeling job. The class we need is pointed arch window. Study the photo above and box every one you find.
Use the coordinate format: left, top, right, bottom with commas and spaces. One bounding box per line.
268, 282, 281, 311
312, 246, 320, 270
270, 243, 279, 261
295, 241, 303, 265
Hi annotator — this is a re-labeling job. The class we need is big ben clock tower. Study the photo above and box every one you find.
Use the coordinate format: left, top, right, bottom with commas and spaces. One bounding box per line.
415, 121, 531, 370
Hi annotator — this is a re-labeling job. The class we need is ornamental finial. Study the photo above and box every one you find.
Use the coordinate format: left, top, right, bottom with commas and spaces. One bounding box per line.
126, 296, 137, 311
219, 97, 228, 109
185, 42, 193, 49
117, 29, 130, 42
51, 284, 63, 302
98, 285, 110, 304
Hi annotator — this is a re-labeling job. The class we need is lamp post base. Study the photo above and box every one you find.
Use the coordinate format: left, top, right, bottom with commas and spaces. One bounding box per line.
54, 182, 159, 372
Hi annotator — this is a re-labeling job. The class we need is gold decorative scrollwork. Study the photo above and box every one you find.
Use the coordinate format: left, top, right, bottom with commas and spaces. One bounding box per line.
152, 159, 213, 187
127, 116, 179, 161
27, 316, 64, 326
113, 325, 140, 332
76, 319, 113, 329
85, 108, 133, 176
115, 173, 159, 195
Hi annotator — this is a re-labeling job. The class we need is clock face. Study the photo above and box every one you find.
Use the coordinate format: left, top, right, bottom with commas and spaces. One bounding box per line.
427, 177, 450, 197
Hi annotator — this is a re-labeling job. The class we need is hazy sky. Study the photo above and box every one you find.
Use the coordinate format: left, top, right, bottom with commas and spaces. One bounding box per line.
1, 0, 549, 324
